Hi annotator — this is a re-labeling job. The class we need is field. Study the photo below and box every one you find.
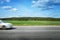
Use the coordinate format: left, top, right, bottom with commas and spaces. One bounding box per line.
4, 20, 60, 26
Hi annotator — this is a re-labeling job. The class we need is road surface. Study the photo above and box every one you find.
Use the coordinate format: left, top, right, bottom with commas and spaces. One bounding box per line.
0, 26, 60, 40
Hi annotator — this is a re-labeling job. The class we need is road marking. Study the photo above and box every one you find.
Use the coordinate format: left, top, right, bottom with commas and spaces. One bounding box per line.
1, 30, 60, 32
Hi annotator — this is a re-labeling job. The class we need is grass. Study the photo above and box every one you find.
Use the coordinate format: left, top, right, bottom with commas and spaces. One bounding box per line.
4, 20, 60, 26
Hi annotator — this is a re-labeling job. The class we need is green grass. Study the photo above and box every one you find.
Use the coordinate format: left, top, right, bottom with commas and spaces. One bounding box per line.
4, 20, 60, 26
3, 20, 60, 26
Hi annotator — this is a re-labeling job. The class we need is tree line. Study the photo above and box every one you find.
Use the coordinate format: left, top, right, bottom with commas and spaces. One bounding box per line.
0, 17, 60, 21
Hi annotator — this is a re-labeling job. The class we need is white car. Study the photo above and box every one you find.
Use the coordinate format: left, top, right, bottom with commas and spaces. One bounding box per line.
0, 20, 13, 29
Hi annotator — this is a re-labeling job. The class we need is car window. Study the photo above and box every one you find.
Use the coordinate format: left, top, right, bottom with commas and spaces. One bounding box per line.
0, 20, 3, 23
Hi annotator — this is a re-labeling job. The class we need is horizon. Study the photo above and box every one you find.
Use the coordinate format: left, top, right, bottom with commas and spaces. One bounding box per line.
0, 16, 60, 18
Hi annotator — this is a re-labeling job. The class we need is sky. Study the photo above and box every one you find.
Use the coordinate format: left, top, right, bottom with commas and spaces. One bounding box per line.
0, 0, 60, 18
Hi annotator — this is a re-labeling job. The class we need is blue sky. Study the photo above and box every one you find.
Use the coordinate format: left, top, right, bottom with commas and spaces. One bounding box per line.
0, 0, 60, 18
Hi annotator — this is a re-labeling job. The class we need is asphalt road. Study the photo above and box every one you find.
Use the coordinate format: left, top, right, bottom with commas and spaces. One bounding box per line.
0, 26, 60, 40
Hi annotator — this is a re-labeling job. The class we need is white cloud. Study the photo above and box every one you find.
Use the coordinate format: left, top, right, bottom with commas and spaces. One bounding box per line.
32, 1, 36, 4
5, 0, 10, 2
51, 0, 60, 3
2, 6, 12, 9
2, 6, 18, 12
32, 0, 48, 7
11, 8, 18, 12
32, 0, 60, 10
0, 0, 10, 4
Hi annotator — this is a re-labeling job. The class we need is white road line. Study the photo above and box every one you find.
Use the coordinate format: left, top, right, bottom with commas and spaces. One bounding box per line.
1, 30, 60, 32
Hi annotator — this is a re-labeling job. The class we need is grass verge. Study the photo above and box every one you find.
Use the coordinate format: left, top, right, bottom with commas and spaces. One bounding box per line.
4, 20, 60, 26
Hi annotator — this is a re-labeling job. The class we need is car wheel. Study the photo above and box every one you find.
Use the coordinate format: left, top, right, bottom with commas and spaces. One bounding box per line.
2, 25, 6, 30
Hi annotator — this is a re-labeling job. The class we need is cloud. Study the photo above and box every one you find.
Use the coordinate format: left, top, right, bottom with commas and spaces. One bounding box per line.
0, 0, 10, 4
32, 1, 36, 4
2, 6, 18, 12
10, 8, 18, 12
5, 0, 10, 2
32, 0, 60, 10
2, 6, 12, 9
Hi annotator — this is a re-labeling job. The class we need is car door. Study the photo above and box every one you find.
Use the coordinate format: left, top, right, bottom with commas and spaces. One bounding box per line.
0, 23, 3, 28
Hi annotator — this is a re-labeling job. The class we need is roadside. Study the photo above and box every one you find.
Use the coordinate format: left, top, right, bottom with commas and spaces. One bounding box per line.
14, 25, 60, 27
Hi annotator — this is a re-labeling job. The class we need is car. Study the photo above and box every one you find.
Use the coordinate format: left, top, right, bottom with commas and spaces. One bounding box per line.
0, 20, 13, 29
